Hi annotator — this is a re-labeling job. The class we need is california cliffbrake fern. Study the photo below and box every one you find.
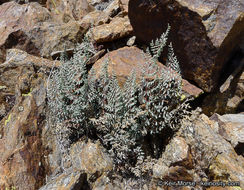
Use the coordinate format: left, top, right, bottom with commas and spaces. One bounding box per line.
47, 26, 192, 176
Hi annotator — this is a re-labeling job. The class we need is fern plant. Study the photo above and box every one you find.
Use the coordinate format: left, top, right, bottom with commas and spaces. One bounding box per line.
47, 26, 192, 176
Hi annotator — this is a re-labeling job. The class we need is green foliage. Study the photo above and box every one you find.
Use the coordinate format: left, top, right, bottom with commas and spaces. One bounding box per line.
47, 27, 192, 176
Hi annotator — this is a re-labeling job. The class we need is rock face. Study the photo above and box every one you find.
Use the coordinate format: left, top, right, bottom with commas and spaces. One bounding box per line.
0, 48, 59, 121
40, 140, 113, 190
0, 2, 89, 61
0, 50, 52, 189
92, 46, 203, 97
128, 0, 244, 92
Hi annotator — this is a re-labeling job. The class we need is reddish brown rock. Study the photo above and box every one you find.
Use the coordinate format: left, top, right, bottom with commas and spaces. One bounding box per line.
90, 16, 133, 43
0, 49, 61, 189
92, 46, 203, 97
210, 113, 244, 152
70, 140, 113, 176
0, 72, 48, 189
80, 10, 110, 26
128, 0, 244, 92
0, 49, 60, 122
0, 2, 89, 61
27, 20, 89, 58
0, 2, 51, 62
46, 0, 94, 22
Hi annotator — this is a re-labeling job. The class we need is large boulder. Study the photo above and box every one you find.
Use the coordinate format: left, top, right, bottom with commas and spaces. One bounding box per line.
128, 0, 244, 92
92, 46, 203, 97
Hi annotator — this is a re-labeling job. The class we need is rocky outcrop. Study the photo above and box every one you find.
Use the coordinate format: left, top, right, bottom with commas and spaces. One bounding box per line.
0, 0, 243, 189
0, 2, 51, 62
92, 46, 203, 97
128, 0, 244, 92
0, 2, 89, 62
182, 114, 244, 188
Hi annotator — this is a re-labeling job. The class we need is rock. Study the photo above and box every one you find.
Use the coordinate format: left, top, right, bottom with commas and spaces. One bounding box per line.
119, 0, 128, 14
26, 20, 89, 58
92, 0, 113, 11
208, 152, 244, 184
0, 70, 48, 189
0, 2, 51, 62
46, 0, 94, 22
70, 140, 113, 177
104, 0, 120, 17
39, 171, 89, 190
92, 46, 203, 97
126, 36, 136, 46
202, 60, 244, 115
0, 0, 47, 5
80, 10, 110, 27
0, 49, 59, 122
210, 113, 244, 153
0, 50, 61, 189
180, 114, 244, 188
0, 2, 89, 61
87, 0, 104, 7
128, 0, 244, 92
90, 16, 133, 43
153, 137, 193, 181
